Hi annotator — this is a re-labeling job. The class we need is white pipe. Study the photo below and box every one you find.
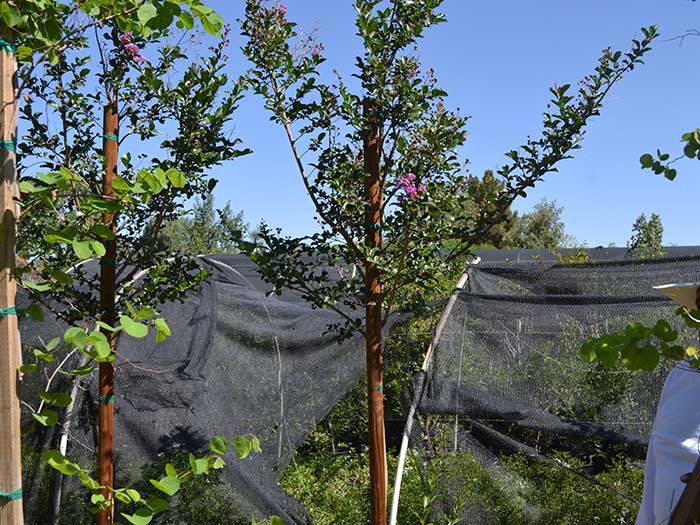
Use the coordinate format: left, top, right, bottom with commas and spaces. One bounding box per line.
389, 256, 480, 525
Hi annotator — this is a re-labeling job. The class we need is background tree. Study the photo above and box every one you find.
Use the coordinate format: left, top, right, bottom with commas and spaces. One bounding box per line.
626, 212, 666, 258
502, 198, 571, 250
145, 194, 250, 255
241, 1, 657, 521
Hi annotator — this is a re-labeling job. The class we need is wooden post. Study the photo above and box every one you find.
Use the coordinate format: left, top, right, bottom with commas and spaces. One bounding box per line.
363, 98, 387, 525
97, 102, 118, 525
0, 26, 24, 525
671, 457, 700, 525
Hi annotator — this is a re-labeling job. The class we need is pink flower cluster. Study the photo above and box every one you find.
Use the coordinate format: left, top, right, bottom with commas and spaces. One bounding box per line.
119, 32, 147, 64
397, 172, 426, 203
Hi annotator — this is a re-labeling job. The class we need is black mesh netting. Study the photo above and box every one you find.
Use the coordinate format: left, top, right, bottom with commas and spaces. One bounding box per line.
406, 255, 700, 525
19, 255, 366, 524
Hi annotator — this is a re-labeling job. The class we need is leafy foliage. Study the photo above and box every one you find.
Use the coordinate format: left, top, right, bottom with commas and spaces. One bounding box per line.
502, 198, 571, 250
626, 212, 666, 259
240, 0, 658, 339
145, 194, 250, 256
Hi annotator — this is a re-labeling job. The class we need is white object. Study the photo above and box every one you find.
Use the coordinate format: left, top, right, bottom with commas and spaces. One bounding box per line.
636, 362, 700, 525
653, 282, 700, 312
389, 257, 480, 525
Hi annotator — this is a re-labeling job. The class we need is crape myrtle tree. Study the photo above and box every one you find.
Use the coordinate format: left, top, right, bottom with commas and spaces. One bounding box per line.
240, 1, 658, 522
2, 3, 260, 524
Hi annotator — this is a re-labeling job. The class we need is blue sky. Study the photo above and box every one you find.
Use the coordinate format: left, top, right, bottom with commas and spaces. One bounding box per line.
204, 0, 700, 247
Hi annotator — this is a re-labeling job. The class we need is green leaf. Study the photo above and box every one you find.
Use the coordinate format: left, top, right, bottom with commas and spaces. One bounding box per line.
621, 344, 660, 371
233, 435, 252, 460
43, 450, 82, 475
121, 508, 154, 525
38, 389, 71, 407
165, 463, 177, 478
22, 280, 52, 292
210, 435, 227, 455
126, 489, 141, 503
90, 331, 112, 360
653, 319, 677, 342
28, 303, 44, 322
146, 497, 169, 513
178, 11, 194, 29
91, 224, 115, 241
138, 3, 158, 26
269, 517, 284, 525
639, 153, 654, 168
72, 239, 93, 259
119, 316, 149, 338
188, 453, 209, 475
90, 240, 106, 257
624, 322, 651, 342
78, 471, 100, 490
149, 475, 180, 497
251, 435, 262, 454
154, 318, 171, 343
165, 168, 186, 188
18, 363, 38, 374
32, 409, 58, 427
59, 364, 95, 377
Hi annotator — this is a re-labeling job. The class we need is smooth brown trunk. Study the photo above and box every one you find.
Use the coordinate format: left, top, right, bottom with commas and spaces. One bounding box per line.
0, 26, 23, 525
97, 102, 118, 525
363, 98, 387, 525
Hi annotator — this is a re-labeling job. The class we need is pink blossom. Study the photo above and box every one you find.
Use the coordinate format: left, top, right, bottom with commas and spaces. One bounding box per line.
279, 4, 287, 15
311, 48, 319, 57
132, 55, 149, 64
124, 43, 140, 56
397, 172, 426, 203
119, 32, 133, 45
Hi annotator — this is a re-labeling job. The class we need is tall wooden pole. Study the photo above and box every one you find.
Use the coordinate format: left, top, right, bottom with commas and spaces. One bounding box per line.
97, 102, 118, 525
0, 27, 24, 525
363, 98, 387, 525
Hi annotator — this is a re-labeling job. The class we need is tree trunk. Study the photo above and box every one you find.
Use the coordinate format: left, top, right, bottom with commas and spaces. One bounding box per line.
0, 26, 24, 525
363, 98, 387, 525
97, 102, 118, 525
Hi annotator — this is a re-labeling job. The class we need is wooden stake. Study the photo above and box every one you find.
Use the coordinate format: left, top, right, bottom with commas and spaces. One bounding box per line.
0, 26, 24, 525
671, 457, 700, 525
363, 98, 387, 525
97, 102, 118, 525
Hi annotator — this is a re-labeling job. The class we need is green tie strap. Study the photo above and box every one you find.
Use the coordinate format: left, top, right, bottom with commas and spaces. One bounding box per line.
0, 487, 22, 501
0, 306, 17, 319
0, 38, 16, 55
96, 394, 114, 404
103, 134, 118, 143
0, 139, 16, 153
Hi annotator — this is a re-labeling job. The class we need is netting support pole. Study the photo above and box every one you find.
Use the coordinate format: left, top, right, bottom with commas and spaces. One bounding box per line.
0, 25, 23, 525
389, 257, 480, 525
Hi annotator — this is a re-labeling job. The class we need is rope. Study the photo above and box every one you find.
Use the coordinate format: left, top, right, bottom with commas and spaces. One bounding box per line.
96, 394, 114, 404
0, 139, 17, 153
0, 487, 22, 501
0, 37, 16, 55
0, 306, 17, 319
